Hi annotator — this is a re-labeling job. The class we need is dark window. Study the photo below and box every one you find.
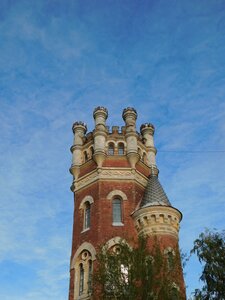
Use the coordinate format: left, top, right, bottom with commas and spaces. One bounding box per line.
171, 287, 179, 300
79, 263, 84, 295
167, 251, 174, 270
108, 143, 114, 155
118, 143, 124, 155
84, 202, 91, 229
84, 151, 88, 162
90, 147, 94, 157
113, 198, 122, 223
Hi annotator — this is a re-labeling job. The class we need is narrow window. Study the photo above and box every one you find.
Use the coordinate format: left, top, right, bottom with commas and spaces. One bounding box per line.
171, 287, 179, 300
90, 147, 94, 157
84, 151, 88, 162
118, 143, 124, 155
88, 260, 92, 293
167, 251, 174, 270
138, 147, 142, 157
79, 263, 84, 295
113, 198, 122, 223
84, 202, 91, 229
108, 143, 114, 155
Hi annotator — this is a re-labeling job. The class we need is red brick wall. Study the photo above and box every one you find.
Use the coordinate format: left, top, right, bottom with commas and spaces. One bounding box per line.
68, 156, 185, 299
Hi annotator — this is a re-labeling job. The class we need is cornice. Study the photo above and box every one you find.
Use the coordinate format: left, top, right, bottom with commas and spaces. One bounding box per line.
73, 167, 148, 192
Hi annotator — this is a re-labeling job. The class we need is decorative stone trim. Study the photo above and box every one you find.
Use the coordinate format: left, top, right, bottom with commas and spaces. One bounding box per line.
79, 195, 94, 209
93, 106, 108, 118
72, 244, 95, 300
74, 168, 148, 191
70, 242, 96, 269
112, 222, 124, 226
132, 206, 182, 238
171, 282, 180, 291
104, 236, 130, 250
106, 190, 128, 201
164, 247, 175, 256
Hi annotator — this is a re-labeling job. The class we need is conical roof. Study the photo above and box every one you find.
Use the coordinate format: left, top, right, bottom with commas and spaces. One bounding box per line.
140, 174, 171, 208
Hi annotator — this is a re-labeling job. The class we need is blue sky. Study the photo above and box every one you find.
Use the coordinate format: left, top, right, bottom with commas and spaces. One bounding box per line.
0, 0, 225, 299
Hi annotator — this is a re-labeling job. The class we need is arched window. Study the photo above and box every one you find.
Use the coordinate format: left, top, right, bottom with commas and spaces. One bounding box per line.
118, 143, 124, 155
171, 286, 179, 300
88, 260, 92, 293
79, 263, 84, 295
167, 251, 174, 270
164, 247, 175, 270
113, 198, 122, 224
71, 243, 96, 300
108, 143, 114, 155
84, 202, 91, 229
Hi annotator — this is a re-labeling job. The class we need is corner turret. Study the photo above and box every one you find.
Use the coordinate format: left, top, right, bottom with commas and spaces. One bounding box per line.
70, 121, 87, 179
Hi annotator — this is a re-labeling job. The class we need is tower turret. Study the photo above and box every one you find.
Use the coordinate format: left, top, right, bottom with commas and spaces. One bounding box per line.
140, 123, 158, 171
70, 121, 87, 179
132, 173, 182, 238
93, 106, 108, 168
122, 107, 139, 169
132, 172, 185, 296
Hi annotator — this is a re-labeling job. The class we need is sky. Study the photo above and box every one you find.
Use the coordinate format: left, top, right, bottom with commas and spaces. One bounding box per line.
0, 0, 225, 299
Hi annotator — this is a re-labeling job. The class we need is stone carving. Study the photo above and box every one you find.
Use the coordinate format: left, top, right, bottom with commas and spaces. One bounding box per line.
75, 168, 148, 191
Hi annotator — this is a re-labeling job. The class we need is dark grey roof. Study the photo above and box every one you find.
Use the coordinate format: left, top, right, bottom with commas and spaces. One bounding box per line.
140, 174, 171, 208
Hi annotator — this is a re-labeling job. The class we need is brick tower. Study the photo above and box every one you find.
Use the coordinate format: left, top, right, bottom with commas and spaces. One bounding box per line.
68, 107, 185, 300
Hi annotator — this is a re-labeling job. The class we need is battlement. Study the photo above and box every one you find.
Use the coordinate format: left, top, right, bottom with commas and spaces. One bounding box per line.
70, 107, 157, 179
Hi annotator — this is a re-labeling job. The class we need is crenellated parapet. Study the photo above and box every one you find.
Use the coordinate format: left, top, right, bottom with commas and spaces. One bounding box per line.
70, 107, 158, 185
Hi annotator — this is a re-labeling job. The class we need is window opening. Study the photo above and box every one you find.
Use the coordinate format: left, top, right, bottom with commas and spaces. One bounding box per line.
113, 198, 122, 223
118, 143, 124, 155
108, 143, 114, 155
171, 287, 179, 300
88, 260, 92, 293
84, 151, 88, 162
167, 251, 174, 270
84, 202, 91, 229
79, 263, 84, 295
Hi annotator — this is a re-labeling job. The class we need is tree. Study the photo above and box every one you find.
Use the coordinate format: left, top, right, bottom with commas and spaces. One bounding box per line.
93, 236, 185, 300
191, 229, 225, 300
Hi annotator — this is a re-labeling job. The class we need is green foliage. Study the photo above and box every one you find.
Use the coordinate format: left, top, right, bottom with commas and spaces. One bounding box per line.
93, 236, 184, 300
191, 229, 225, 300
